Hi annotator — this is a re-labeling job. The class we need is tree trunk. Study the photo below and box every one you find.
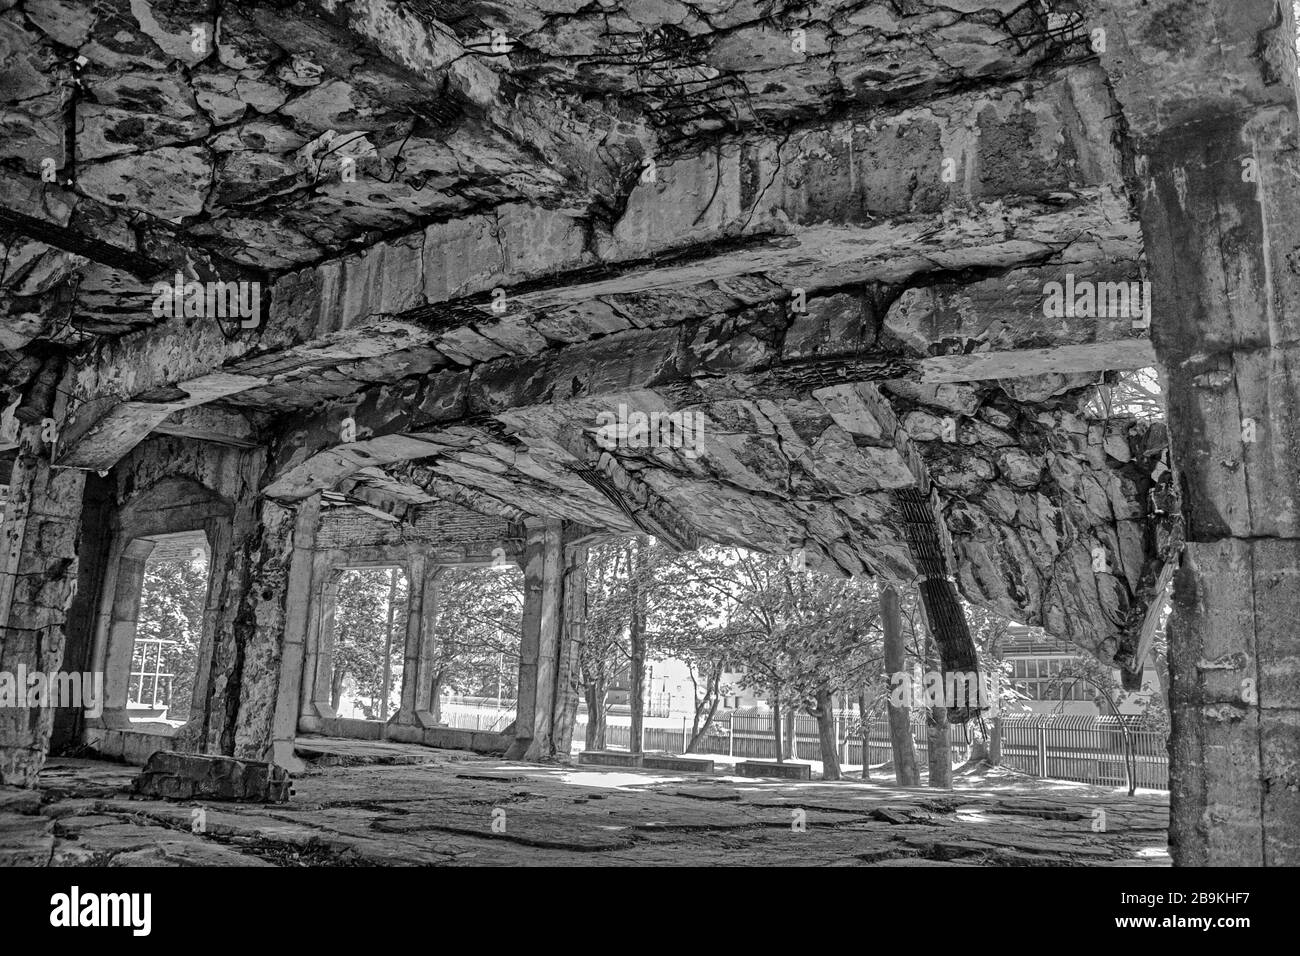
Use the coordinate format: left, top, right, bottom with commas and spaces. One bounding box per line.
430, 673, 443, 725
771, 687, 783, 763
883, 586, 920, 786
925, 629, 953, 789
330, 665, 346, 712
628, 540, 647, 755
927, 703, 953, 788
858, 690, 871, 781
783, 705, 796, 760
628, 634, 645, 755
814, 686, 841, 780
686, 669, 722, 753
584, 680, 606, 750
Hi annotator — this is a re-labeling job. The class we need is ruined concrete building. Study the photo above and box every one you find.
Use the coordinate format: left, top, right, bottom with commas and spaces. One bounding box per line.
0, 0, 1294, 867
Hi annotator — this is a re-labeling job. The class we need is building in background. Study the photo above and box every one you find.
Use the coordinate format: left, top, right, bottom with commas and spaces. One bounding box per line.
1000, 624, 1162, 717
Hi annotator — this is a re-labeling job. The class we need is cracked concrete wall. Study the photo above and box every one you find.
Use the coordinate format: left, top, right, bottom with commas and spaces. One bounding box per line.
1089, 0, 1300, 865
0, 414, 85, 784
78, 435, 252, 760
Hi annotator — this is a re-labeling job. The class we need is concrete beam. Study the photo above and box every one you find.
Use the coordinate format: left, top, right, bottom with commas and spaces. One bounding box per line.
56, 373, 262, 471
264, 289, 1151, 503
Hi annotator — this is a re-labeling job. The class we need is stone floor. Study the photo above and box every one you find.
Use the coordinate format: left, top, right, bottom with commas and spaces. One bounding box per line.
0, 738, 1171, 867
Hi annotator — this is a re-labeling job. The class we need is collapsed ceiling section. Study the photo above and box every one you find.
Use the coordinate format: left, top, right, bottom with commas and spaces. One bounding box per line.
0, 0, 1172, 668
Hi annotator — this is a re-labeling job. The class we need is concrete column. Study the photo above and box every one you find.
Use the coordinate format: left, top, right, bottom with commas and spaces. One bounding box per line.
551, 543, 588, 759
185, 517, 230, 740
225, 499, 305, 763
0, 402, 86, 785
267, 494, 321, 771
507, 518, 564, 761
51, 472, 114, 754
305, 569, 342, 721
187, 449, 265, 756
296, 552, 329, 722
390, 555, 441, 729
1094, 0, 1300, 864
97, 538, 155, 727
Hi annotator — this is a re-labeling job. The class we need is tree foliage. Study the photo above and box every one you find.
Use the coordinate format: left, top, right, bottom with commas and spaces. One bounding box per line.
331, 564, 524, 721
429, 565, 523, 701
333, 568, 407, 718
135, 550, 209, 720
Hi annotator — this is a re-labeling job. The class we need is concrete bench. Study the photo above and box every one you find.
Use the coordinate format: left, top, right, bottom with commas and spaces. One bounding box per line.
642, 754, 716, 773
578, 751, 644, 768
734, 760, 811, 780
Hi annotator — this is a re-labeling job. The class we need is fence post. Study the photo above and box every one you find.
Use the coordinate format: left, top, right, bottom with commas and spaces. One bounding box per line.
1036, 722, 1047, 777
729, 720, 734, 758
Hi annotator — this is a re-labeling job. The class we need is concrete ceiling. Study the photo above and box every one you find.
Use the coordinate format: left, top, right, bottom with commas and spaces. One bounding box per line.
0, 0, 1175, 668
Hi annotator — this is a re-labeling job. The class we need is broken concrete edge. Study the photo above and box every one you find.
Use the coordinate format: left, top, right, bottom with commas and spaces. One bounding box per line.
131, 751, 292, 804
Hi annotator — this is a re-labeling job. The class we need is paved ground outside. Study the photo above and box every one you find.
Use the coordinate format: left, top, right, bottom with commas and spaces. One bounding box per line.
0, 738, 1170, 867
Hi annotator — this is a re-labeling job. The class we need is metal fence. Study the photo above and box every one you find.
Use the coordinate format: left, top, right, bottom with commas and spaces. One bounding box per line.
995, 714, 1168, 790
437, 698, 1170, 790
588, 712, 1168, 790
440, 701, 516, 732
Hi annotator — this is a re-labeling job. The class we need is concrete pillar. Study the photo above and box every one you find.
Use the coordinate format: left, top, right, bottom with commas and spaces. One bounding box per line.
185, 516, 231, 742
51, 472, 114, 753
224, 498, 319, 764
96, 538, 155, 727
195, 451, 266, 755
1094, 0, 1300, 864
507, 518, 564, 761
551, 543, 588, 758
390, 555, 441, 729
267, 494, 321, 771
304, 569, 342, 721
0, 402, 86, 785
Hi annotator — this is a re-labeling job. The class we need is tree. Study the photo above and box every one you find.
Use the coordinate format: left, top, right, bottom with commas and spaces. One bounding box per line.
777, 570, 882, 780
882, 585, 920, 786
136, 549, 210, 721
919, 605, 953, 790
962, 600, 1031, 765
650, 549, 738, 752
696, 549, 881, 774
582, 541, 635, 750
427, 565, 524, 725
578, 539, 886, 778
582, 535, 706, 752
332, 568, 407, 718
1084, 367, 1164, 420
700, 550, 799, 763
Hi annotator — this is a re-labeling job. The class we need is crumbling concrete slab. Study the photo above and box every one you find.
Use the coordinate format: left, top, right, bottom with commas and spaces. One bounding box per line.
132, 752, 292, 803
0, 754, 1170, 867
